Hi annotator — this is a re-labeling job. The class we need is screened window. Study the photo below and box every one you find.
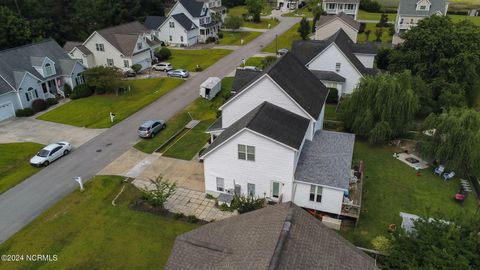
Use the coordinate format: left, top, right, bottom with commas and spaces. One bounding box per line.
309, 185, 323, 203
238, 144, 255, 161
216, 177, 224, 192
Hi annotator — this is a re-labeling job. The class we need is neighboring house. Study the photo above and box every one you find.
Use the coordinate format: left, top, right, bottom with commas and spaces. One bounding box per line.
0, 39, 85, 121
147, 13, 200, 47
66, 21, 157, 71
293, 29, 377, 96
323, 0, 360, 20
166, 202, 379, 270
277, 0, 303, 11
393, 0, 449, 44
202, 0, 227, 22
315, 12, 360, 43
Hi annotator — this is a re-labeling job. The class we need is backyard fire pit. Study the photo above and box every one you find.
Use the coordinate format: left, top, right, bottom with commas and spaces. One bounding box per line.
405, 157, 420, 164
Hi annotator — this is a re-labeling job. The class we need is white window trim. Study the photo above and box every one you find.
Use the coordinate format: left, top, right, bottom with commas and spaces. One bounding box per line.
309, 185, 323, 203
216, 177, 225, 192
238, 144, 255, 161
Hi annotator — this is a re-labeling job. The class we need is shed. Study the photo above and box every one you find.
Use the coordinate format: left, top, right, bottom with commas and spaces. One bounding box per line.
199, 77, 221, 100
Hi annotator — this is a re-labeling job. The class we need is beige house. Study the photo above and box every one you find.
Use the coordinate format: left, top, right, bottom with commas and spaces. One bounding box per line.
315, 13, 360, 43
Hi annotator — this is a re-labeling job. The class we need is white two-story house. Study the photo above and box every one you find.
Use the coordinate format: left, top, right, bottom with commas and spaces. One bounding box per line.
203, 0, 227, 22
293, 29, 377, 96
323, 0, 360, 20
0, 39, 85, 121
66, 21, 156, 71
393, 0, 449, 44
200, 54, 359, 217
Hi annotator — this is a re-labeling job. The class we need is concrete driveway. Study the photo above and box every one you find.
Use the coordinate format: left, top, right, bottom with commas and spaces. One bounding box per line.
0, 117, 105, 147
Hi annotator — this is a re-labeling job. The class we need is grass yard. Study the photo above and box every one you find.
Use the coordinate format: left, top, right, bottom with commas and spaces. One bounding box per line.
374, 0, 480, 10
169, 49, 231, 71
324, 104, 339, 121
134, 77, 234, 159
449, 14, 480, 25
37, 78, 183, 128
283, 7, 313, 18
357, 23, 393, 43
218, 31, 262, 45
243, 18, 280, 29
262, 22, 301, 53
0, 176, 199, 269
0, 143, 44, 194
358, 10, 397, 21
245, 56, 265, 67
227, 5, 279, 29
340, 141, 478, 248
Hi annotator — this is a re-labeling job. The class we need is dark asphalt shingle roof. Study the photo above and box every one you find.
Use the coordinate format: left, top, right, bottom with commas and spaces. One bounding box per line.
231, 69, 261, 93
231, 53, 329, 119
179, 0, 206, 17
311, 70, 346, 82
166, 202, 378, 270
201, 102, 310, 158
399, 0, 447, 16
144, 16, 167, 30
0, 39, 81, 94
316, 13, 361, 30
295, 130, 355, 190
172, 13, 198, 30
96, 21, 148, 56
206, 116, 223, 132
292, 29, 378, 76
63, 41, 82, 52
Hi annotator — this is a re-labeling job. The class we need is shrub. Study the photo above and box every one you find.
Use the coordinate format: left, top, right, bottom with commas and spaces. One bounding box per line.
173, 212, 185, 220
138, 176, 176, 208
261, 55, 277, 69
45, 98, 58, 107
186, 215, 199, 223
359, 23, 366, 33
206, 36, 217, 43
131, 64, 142, 73
194, 65, 203, 72
15, 108, 34, 117
371, 235, 392, 252
218, 32, 224, 39
224, 15, 243, 30
31, 99, 48, 113
360, 0, 381, 13
231, 195, 265, 214
70, 84, 93, 100
63, 84, 72, 97
155, 47, 171, 61
326, 88, 339, 104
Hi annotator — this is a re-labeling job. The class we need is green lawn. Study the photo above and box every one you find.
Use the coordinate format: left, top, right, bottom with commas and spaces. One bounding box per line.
283, 7, 313, 18
0, 143, 44, 194
134, 77, 234, 159
37, 78, 183, 128
374, 0, 480, 10
340, 141, 478, 248
358, 23, 393, 43
325, 104, 339, 121
449, 14, 480, 25
243, 18, 280, 29
0, 175, 198, 269
358, 10, 397, 21
245, 56, 265, 67
262, 22, 301, 53
227, 5, 279, 29
169, 49, 231, 71
218, 31, 262, 45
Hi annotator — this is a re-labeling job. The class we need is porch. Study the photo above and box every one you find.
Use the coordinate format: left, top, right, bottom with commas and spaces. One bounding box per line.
199, 22, 220, 43
41, 77, 65, 99
341, 162, 364, 222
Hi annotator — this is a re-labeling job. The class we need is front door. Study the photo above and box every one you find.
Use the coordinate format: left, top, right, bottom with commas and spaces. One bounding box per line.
271, 181, 281, 201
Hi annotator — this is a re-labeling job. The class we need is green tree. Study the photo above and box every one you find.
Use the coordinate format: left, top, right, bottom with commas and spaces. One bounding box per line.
311, 5, 323, 33
139, 176, 176, 208
82, 66, 123, 95
245, 0, 263, 23
417, 108, 480, 176
0, 6, 32, 50
341, 71, 420, 143
384, 215, 480, 269
375, 48, 391, 70
297, 17, 310, 40
224, 16, 243, 30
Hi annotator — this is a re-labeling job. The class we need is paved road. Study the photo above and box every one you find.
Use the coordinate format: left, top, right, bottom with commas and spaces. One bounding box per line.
0, 16, 300, 243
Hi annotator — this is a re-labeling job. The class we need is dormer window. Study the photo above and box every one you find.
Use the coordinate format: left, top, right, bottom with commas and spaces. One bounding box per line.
420, 5, 426, 10
44, 63, 53, 76
137, 42, 142, 50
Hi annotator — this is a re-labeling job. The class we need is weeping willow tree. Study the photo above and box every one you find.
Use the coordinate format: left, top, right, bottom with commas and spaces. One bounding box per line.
341, 71, 420, 144
417, 108, 480, 176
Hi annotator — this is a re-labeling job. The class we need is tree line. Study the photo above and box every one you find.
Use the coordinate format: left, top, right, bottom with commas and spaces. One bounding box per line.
0, 0, 166, 50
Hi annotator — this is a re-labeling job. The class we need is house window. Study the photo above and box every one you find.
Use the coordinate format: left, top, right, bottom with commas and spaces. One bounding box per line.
247, 183, 255, 197
400, 18, 404, 24
74, 76, 84, 85
216, 177, 224, 192
272, 182, 280, 198
338, 4, 343, 9
96, 43, 104, 51
420, 5, 426, 10
206, 17, 211, 23
346, 4, 355, 10
238, 144, 255, 161
200, 29, 205, 35
335, 62, 341, 72
25, 87, 38, 102
78, 59, 83, 64
410, 18, 414, 24
169, 21, 175, 28
169, 35, 172, 41
44, 63, 53, 76
328, 3, 336, 10
107, 58, 114, 66
137, 42, 142, 50
180, 36, 184, 42
309, 185, 323, 203
124, 60, 130, 68
200, 18, 205, 25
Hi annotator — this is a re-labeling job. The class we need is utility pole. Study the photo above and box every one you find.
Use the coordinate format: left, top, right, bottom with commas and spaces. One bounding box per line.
275, 34, 278, 55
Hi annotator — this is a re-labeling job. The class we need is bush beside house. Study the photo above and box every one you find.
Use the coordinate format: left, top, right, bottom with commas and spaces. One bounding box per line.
70, 84, 93, 100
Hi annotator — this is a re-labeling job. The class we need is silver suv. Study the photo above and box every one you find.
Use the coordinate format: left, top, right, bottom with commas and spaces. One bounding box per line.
137, 120, 166, 138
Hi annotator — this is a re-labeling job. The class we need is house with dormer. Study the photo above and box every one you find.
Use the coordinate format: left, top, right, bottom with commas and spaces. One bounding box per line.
0, 39, 85, 121
393, 0, 449, 44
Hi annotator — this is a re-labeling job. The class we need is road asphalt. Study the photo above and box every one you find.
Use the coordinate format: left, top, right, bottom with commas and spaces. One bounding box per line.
0, 16, 300, 243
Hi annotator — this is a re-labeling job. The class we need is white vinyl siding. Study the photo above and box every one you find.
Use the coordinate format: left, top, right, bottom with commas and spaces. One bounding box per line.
293, 182, 344, 214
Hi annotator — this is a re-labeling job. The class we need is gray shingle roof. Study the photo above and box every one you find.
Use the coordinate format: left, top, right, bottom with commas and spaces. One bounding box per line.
96, 21, 148, 57
166, 202, 378, 270
206, 116, 223, 132
0, 39, 80, 94
317, 13, 361, 30
292, 29, 378, 76
172, 13, 198, 30
144, 16, 167, 30
311, 70, 346, 82
231, 69, 261, 93
63, 41, 82, 53
232, 53, 329, 119
398, 0, 447, 16
178, 0, 206, 17
295, 130, 355, 190
201, 102, 310, 158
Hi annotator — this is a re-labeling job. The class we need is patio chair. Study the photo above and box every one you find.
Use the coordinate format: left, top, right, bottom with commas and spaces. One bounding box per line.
434, 165, 445, 175
443, 171, 455, 181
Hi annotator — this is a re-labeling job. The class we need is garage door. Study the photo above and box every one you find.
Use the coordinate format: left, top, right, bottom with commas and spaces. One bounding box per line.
0, 102, 15, 121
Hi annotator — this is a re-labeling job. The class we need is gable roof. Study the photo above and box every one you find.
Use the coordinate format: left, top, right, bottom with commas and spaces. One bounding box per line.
398, 0, 447, 16
144, 16, 167, 30
172, 13, 198, 30
178, 0, 206, 17
0, 39, 81, 93
228, 53, 329, 119
96, 21, 148, 56
201, 102, 310, 158
166, 202, 379, 270
63, 41, 82, 53
292, 29, 378, 76
311, 70, 346, 82
231, 69, 261, 93
316, 13, 361, 31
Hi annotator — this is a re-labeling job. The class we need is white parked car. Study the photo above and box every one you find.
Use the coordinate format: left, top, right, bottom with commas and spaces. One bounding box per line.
153, 62, 173, 71
30, 142, 72, 167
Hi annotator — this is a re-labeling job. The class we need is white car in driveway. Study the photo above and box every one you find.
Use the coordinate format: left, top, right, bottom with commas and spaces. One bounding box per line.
30, 142, 72, 167
153, 62, 173, 71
